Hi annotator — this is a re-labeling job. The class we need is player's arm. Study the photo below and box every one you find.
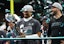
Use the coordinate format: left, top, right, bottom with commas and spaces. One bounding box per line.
35, 20, 41, 37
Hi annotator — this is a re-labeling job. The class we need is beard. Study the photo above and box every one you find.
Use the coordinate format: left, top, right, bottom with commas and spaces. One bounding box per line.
50, 11, 57, 16
24, 14, 30, 18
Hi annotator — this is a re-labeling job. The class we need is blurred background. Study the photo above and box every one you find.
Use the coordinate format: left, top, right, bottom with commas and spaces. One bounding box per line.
0, 0, 64, 23
0, 0, 64, 44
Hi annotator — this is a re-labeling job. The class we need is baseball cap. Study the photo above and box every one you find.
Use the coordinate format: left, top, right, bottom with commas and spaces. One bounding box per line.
52, 2, 63, 10
21, 5, 35, 12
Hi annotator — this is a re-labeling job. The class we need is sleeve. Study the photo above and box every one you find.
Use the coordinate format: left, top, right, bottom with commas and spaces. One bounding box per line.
35, 20, 41, 33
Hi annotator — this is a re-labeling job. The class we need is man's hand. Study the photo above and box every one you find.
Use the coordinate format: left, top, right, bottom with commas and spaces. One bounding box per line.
5, 41, 10, 44
19, 32, 26, 37
60, 40, 64, 44
37, 32, 41, 37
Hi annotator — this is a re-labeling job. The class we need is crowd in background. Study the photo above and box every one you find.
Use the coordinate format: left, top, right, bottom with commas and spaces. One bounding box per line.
0, 0, 64, 44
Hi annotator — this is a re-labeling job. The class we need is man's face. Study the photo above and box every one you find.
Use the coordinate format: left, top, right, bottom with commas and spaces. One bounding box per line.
22, 11, 32, 18
51, 6, 58, 16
